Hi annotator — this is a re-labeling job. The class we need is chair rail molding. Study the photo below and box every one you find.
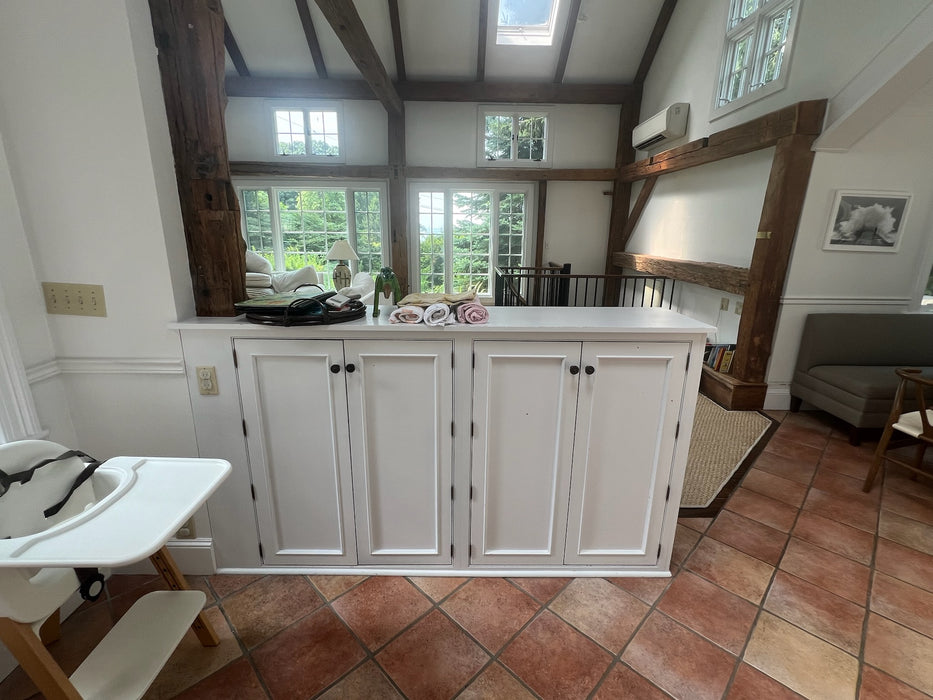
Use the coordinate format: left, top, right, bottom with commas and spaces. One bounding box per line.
779, 295, 913, 306
27, 358, 186, 381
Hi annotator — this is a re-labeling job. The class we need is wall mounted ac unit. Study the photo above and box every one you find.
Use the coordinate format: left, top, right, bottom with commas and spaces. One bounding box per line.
632, 103, 689, 151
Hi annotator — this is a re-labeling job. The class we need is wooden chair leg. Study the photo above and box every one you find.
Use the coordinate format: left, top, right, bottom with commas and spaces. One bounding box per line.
849, 425, 862, 446
0, 617, 81, 700
789, 396, 802, 412
149, 546, 219, 647
38, 609, 61, 645
863, 423, 896, 492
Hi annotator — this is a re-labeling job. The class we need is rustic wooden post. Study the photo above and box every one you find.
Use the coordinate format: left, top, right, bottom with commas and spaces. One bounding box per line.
603, 97, 640, 304
148, 0, 246, 316
388, 111, 409, 295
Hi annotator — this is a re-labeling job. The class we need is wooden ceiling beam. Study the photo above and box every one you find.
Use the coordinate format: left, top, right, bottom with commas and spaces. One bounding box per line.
225, 76, 635, 103
613, 253, 750, 296
223, 19, 250, 77
634, 0, 677, 85
295, 0, 328, 79
554, 0, 582, 83
311, 0, 403, 115
477, 0, 489, 81
387, 0, 406, 82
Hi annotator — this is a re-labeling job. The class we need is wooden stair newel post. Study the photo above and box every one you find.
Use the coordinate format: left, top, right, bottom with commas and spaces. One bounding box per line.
148, 0, 246, 317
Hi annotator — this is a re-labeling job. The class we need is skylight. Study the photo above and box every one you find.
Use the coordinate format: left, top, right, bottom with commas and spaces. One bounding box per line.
496, 0, 560, 46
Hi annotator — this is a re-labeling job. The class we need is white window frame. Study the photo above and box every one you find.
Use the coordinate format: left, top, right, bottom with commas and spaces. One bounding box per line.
408, 181, 537, 301
266, 100, 346, 163
235, 179, 389, 280
712, 0, 801, 119
496, 0, 561, 46
477, 107, 552, 167
0, 287, 43, 443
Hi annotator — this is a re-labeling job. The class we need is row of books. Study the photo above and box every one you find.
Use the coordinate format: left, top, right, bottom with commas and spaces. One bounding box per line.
704, 343, 736, 373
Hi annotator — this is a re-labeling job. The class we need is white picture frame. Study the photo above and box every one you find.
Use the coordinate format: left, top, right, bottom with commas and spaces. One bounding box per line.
823, 190, 911, 252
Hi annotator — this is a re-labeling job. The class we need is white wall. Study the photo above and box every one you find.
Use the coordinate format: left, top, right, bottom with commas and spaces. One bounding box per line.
638, 0, 933, 406
0, 0, 198, 457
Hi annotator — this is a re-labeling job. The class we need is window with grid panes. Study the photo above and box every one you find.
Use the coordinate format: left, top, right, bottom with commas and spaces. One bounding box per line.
269, 101, 344, 162
237, 182, 388, 283
715, 0, 799, 115
411, 183, 533, 296
479, 108, 550, 166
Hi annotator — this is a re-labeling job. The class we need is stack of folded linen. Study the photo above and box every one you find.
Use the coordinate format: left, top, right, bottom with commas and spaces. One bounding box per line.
388, 291, 488, 326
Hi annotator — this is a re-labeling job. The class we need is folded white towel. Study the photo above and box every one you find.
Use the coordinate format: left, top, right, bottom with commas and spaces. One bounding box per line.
423, 303, 453, 326
389, 306, 424, 324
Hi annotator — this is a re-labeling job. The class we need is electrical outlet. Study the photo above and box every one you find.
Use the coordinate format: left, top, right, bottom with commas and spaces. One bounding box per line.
174, 517, 196, 539
720, 297, 729, 311
196, 366, 218, 395
42, 283, 107, 317
735, 301, 744, 315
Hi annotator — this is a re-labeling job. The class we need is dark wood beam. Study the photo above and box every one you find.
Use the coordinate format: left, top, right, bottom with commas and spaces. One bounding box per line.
226, 76, 375, 99
398, 80, 634, 104
295, 0, 328, 79
534, 181, 547, 267
477, 0, 489, 81
613, 253, 750, 296
231, 162, 391, 178
388, 111, 409, 294
403, 166, 616, 181
634, 0, 677, 85
149, 0, 245, 316
731, 132, 819, 383
616, 176, 657, 252
604, 95, 639, 299
618, 100, 828, 182
554, 0, 582, 83
387, 0, 406, 82
223, 19, 250, 77
312, 0, 403, 114
225, 76, 634, 103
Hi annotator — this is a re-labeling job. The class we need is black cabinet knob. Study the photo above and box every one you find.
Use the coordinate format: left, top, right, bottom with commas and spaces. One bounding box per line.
346, 363, 356, 373
585, 365, 595, 375
569, 365, 580, 375
330, 364, 340, 374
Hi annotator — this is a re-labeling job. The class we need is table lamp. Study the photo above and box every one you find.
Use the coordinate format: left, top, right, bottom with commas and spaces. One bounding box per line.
326, 240, 358, 290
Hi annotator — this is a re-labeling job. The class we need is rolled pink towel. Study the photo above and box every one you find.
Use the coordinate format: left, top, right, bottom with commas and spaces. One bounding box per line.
456, 302, 488, 324
389, 305, 424, 324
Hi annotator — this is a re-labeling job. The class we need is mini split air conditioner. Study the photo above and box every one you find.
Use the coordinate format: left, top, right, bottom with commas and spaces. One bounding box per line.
632, 103, 689, 151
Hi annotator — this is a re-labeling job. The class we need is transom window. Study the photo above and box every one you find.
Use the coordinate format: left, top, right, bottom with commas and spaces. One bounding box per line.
497, 0, 560, 46
268, 101, 344, 162
411, 183, 534, 296
714, 0, 799, 116
479, 108, 550, 166
237, 181, 386, 280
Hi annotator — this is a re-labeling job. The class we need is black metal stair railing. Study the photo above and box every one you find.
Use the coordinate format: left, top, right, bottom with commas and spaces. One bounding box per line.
494, 264, 675, 308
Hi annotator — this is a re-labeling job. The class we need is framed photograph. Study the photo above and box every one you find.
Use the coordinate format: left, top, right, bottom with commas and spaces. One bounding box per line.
823, 190, 911, 252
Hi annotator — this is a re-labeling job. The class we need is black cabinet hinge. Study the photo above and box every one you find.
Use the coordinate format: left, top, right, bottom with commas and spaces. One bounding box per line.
657, 543, 662, 559
232, 349, 238, 368
665, 484, 670, 502
469, 544, 473, 557
675, 421, 680, 439
451, 485, 455, 500
242, 419, 247, 436
685, 352, 690, 371
471, 422, 475, 437
451, 421, 455, 437
450, 543, 454, 557
470, 484, 474, 500
250, 483, 256, 500
259, 542, 264, 559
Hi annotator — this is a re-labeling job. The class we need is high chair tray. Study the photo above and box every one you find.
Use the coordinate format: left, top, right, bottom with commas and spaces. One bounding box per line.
0, 456, 231, 568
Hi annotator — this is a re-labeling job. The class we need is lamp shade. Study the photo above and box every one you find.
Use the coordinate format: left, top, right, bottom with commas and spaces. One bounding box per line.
326, 240, 359, 262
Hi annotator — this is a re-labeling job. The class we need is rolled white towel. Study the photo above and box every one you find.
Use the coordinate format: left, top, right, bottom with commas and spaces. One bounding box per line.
423, 302, 452, 326
389, 305, 424, 324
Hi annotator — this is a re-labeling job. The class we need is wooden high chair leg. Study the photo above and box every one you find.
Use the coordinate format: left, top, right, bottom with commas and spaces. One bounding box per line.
0, 617, 81, 700
38, 608, 61, 645
863, 422, 896, 492
149, 546, 219, 647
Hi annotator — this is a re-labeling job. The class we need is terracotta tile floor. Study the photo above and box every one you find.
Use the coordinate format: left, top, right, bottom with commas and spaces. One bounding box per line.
3, 409, 933, 699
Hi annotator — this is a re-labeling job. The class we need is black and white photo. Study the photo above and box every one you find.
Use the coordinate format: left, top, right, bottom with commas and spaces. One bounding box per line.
823, 190, 911, 252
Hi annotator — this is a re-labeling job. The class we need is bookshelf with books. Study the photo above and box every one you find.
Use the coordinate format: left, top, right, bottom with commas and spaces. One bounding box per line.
704, 343, 736, 373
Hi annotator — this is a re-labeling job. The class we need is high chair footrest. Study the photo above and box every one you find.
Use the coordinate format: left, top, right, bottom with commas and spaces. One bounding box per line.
69, 590, 205, 699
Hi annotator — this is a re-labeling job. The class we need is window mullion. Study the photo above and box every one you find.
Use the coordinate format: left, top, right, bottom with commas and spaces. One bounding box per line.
269, 188, 286, 270
511, 115, 519, 161
444, 190, 454, 294
346, 188, 358, 276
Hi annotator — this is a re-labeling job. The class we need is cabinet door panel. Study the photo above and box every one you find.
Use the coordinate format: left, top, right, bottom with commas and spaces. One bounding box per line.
345, 340, 453, 565
235, 339, 356, 566
564, 342, 689, 565
471, 342, 580, 565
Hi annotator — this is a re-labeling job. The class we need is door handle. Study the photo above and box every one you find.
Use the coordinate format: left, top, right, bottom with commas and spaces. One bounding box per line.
569, 365, 580, 375
584, 365, 595, 375
346, 363, 356, 373
330, 364, 341, 374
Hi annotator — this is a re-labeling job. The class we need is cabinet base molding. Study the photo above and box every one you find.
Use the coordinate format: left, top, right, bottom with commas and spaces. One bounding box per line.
217, 567, 673, 578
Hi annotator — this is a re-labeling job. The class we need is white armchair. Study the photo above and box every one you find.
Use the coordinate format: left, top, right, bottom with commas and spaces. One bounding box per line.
245, 250, 321, 298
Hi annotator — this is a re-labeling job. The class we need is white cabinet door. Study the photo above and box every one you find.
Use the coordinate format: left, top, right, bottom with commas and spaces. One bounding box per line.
471, 342, 581, 566
345, 340, 453, 565
235, 339, 357, 566
564, 342, 689, 565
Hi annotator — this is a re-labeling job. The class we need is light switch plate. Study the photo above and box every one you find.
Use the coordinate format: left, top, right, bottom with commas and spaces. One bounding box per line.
42, 283, 107, 317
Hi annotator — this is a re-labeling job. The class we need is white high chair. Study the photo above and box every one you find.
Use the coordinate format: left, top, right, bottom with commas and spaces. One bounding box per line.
0, 440, 230, 699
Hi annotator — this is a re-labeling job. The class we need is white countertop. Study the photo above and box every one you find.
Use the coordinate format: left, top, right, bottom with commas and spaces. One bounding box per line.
172, 306, 714, 335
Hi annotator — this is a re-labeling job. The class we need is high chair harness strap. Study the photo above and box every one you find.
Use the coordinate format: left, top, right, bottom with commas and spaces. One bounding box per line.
0, 449, 103, 517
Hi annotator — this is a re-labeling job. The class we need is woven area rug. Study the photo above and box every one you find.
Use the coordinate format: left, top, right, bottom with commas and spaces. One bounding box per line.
679, 394, 777, 516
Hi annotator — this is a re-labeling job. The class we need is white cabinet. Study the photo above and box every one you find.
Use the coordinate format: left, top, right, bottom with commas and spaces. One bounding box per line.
471, 341, 689, 567
235, 339, 452, 567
